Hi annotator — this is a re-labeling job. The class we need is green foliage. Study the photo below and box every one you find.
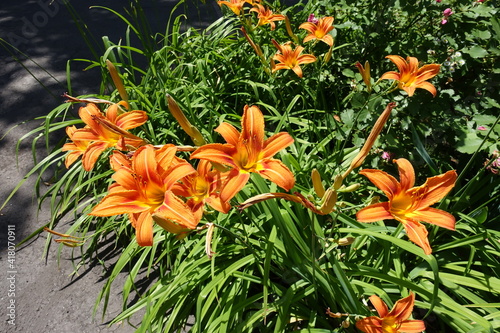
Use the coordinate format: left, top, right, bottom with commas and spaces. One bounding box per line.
3, 0, 500, 332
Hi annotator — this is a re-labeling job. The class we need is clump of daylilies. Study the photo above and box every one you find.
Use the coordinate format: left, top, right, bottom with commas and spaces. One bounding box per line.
58, 3, 452, 259
56, 14, 455, 333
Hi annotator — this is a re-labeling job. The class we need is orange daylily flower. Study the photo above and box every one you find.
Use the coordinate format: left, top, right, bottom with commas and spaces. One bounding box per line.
217, 0, 251, 16
356, 292, 426, 333
90, 144, 197, 246
271, 40, 317, 78
190, 105, 295, 202
172, 160, 231, 222
61, 125, 91, 169
356, 158, 457, 254
298, 16, 335, 46
62, 103, 147, 171
380, 55, 441, 97
250, 4, 285, 31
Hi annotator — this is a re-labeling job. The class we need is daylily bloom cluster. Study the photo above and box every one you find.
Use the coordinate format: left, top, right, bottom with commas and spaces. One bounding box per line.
62, 102, 295, 246
217, 0, 334, 78
62, 101, 148, 171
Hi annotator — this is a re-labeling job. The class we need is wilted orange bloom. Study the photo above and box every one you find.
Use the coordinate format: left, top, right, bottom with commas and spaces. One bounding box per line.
172, 160, 231, 222
62, 102, 147, 171
250, 4, 285, 30
271, 40, 317, 78
356, 292, 425, 333
356, 158, 457, 254
299, 16, 334, 46
191, 105, 295, 202
90, 144, 198, 246
380, 55, 441, 97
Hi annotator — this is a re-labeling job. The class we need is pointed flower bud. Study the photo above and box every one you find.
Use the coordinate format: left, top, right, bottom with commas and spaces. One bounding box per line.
167, 95, 206, 146
106, 59, 129, 102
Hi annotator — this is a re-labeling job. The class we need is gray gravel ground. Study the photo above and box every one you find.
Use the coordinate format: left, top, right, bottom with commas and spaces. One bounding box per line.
0, 1, 219, 331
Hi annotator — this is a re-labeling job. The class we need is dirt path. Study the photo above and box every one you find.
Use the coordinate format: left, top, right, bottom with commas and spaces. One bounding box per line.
0, 1, 219, 331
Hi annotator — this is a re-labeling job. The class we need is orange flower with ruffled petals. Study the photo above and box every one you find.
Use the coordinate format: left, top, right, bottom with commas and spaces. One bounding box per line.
299, 16, 334, 46
90, 144, 197, 246
356, 158, 457, 254
380, 55, 441, 97
271, 40, 317, 78
356, 292, 426, 333
62, 102, 147, 171
218, 0, 250, 16
190, 105, 295, 202
250, 4, 285, 30
172, 160, 231, 222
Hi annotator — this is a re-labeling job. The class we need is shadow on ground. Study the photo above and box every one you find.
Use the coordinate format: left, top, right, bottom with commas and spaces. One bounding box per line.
0, 1, 220, 331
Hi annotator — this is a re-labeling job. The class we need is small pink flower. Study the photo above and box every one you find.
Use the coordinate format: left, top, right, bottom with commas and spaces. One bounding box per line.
477, 0, 485, 2
443, 8, 454, 17
307, 14, 319, 24
381, 151, 393, 161
436, 0, 442, 2
477, 126, 487, 131
441, 19, 448, 25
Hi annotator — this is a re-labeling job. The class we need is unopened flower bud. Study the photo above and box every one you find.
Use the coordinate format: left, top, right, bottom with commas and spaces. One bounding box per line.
319, 188, 337, 214
311, 169, 326, 198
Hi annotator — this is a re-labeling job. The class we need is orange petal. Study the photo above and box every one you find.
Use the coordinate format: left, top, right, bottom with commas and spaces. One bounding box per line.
388, 292, 414, 321
109, 150, 131, 171
115, 110, 148, 130
132, 211, 154, 246
132, 145, 162, 186
297, 54, 317, 65
263, 132, 294, 159
291, 65, 304, 78
153, 191, 198, 229
369, 294, 389, 317
155, 144, 178, 174
414, 170, 457, 209
190, 143, 237, 168
90, 191, 148, 216
64, 151, 83, 168
163, 162, 196, 189
241, 105, 265, 151
82, 141, 109, 171
215, 122, 240, 146
321, 35, 334, 47
394, 158, 415, 190
386, 55, 407, 73
78, 103, 102, 128
355, 316, 383, 333
206, 195, 231, 214
298, 22, 316, 33
399, 320, 426, 332
403, 220, 432, 254
379, 71, 401, 81
220, 169, 251, 202
356, 202, 393, 222
71, 128, 100, 142
112, 168, 137, 190
359, 169, 400, 199
402, 85, 417, 97
415, 81, 437, 97
258, 159, 295, 191
412, 207, 455, 230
